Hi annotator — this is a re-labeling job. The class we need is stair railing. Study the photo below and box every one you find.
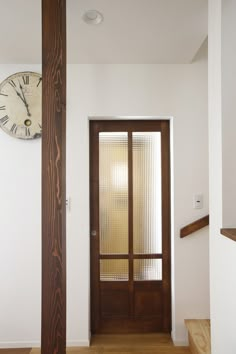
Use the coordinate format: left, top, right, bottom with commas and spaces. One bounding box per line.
180, 215, 209, 238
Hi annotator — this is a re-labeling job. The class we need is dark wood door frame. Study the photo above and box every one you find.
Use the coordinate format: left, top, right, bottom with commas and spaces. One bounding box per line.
90, 120, 171, 334
42, 1, 67, 353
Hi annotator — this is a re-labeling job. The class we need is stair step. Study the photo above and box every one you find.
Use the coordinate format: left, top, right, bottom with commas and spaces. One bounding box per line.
185, 319, 211, 354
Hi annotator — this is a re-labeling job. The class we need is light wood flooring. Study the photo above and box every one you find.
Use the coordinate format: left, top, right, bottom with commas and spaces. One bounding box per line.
185, 319, 211, 354
0, 334, 191, 354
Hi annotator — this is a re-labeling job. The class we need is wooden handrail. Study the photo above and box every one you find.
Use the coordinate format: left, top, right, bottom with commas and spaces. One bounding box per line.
180, 215, 209, 238
221, 228, 236, 241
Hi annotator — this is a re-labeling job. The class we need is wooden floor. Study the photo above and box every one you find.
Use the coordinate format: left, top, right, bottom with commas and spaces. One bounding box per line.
0, 334, 190, 354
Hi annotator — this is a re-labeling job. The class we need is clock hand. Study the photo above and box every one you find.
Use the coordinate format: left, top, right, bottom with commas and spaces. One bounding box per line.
10, 83, 31, 117
19, 82, 31, 117
16, 90, 26, 104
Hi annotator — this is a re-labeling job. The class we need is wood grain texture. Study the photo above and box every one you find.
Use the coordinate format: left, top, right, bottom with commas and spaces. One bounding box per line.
42, 0, 66, 353
128, 131, 134, 319
180, 216, 209, 238
221, 228, 236, 241
161, 121, 171, 332
185, 320, 211, 354
30, 334, 190, 353
188, 336, 200, 354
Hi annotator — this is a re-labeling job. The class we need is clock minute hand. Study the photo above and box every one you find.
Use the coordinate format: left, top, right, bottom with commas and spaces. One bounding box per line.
13, 88, 25, 104
19, 83, 31, 117
11, 85, 31, 117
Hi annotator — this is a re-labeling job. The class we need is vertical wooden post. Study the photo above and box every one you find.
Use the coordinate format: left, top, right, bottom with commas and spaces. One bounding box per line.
42, 0, 66, 353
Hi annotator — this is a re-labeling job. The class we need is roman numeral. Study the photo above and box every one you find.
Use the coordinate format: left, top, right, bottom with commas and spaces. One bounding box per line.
8, 80, 16, 88
25, 127, 30, 137
0, 106, 6, 110
10, 123, 17, 134
22, 75, 29, 85
0, 115, 9, 125
0, 92, 8, 97
37, 77, 42, 87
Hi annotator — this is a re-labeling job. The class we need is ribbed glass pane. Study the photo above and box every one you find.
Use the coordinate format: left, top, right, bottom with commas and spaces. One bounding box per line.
100, 260, 129, 281
99, 132, 128, 254
134, 259, 162, 281
133, 132, 162, 254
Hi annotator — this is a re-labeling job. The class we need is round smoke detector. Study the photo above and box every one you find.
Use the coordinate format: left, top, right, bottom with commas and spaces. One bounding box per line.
82, 10, 104, 25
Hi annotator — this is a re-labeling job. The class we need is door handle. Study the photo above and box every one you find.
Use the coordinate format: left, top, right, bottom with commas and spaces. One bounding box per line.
91, 230, 97, 237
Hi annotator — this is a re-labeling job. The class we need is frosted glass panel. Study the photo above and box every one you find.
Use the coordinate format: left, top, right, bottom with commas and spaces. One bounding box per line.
99, 132, 128, 254
134, 259, 162, 281
133, 132, 162, 254
100, 260, 129, 281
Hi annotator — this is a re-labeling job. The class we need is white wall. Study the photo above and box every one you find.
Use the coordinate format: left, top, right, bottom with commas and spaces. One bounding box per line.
67, 48, 209, 345
222, 0, 236, 227
209, 1, 236, 353
0, 65, 41, 348
0, 52, 209, 347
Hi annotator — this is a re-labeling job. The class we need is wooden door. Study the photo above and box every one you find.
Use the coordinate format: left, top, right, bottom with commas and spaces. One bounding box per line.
90, 120, 171, 334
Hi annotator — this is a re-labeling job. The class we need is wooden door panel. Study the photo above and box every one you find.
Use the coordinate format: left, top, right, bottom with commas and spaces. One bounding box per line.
134, 285, 163, 318
101, 282, 130, 318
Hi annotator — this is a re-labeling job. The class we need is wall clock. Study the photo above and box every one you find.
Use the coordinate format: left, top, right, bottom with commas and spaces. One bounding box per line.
0, 71, 42, 140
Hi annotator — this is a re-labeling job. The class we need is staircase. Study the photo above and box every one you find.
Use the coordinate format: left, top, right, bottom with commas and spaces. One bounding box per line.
185, 319, 211, 354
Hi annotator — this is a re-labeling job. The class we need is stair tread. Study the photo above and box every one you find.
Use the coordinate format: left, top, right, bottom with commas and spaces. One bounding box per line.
185, 319, 211, 354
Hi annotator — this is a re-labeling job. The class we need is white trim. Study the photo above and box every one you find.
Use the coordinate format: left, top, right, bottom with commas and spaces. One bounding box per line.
0, 341, 40, 348
173, 339, 189, 347
88, 115, 174, 337
169, 118, 175, 340
0, 340, 90, 349
67, 340, 90, 347
171, 329, 189, 347
88, 115, 173, 121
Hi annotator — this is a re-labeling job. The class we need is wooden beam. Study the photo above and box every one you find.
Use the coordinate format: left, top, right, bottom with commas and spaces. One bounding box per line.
42, 0, 66, 353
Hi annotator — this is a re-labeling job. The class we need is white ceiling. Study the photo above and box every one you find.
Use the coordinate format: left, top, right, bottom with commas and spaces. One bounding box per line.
0, 0, 208, 64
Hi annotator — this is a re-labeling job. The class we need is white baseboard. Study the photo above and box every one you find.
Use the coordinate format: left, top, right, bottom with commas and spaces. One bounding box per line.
0, 339, 90, 349
173, 339, 189, 346
0, 341, 40, 348
67, 340, 90, 347
171, 331, 188, 347
0, 337, 187, 349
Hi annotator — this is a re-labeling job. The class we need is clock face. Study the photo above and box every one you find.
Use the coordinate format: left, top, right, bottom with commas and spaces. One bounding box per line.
0, 71, 42, 140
